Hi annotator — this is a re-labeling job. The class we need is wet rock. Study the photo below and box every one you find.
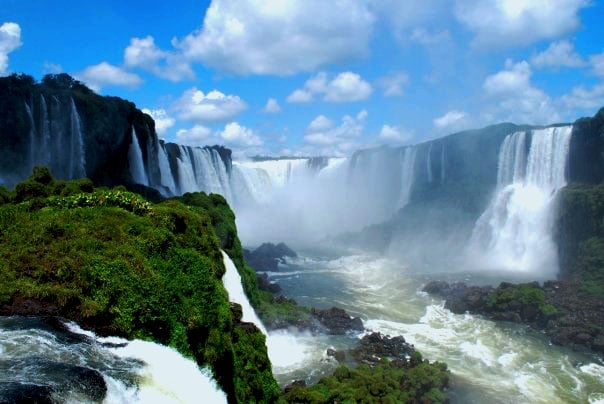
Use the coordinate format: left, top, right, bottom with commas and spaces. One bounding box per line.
327, 348, 346, 362
0, 382, 54, 404
351, 332, 414, 366
244, 242, 297, 272
311, 307, 364, 335
256, 273, 282, 294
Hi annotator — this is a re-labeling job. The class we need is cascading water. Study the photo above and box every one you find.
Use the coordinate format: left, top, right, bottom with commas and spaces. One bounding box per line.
220, 251, 316, 378
0, 317, 227, 404
440, 143, 446, 183
397, 147, 417, 209
469, 126, 573, 276
157, 141, 177, 195
69, 98, 86, 179
128, 127, 149, 186
426, 143, 433, 183
24, 102, 35, 172
39, 94, 51, 165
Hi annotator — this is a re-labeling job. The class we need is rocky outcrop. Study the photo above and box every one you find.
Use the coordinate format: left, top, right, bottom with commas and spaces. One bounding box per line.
243, 242, 297, 272
424, 280, 604, 355
311, 307, 364, 335
351, 332, 415, 367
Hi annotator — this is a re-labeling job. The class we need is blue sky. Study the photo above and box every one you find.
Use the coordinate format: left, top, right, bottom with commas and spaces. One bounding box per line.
1, 0, 604, 157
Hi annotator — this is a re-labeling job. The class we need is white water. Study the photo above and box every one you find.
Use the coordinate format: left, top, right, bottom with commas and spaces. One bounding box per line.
157, 141, 177, 195
220, 250, 318, 378
69, 98, 86, 179
128, 127, 149, 186
427, 142, 433, 183
24, 102, 35, 171
267, 251, 604, 403
469, 126, 573, 276
0, 317, 227, 404
397, 147, 417, 209
440, 143, 446, 183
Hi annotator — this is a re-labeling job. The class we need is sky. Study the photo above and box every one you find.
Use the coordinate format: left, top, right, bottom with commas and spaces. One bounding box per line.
1, 0, 604, 158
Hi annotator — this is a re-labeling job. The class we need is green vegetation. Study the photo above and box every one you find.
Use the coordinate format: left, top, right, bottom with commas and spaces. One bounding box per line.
486, 284, 557, 316
0, 167, 278, 403
279, 359, 449, 404
558, 185, 604, 299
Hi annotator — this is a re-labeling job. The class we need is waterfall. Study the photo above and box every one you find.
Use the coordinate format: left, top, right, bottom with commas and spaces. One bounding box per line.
69, 98, 86, 178
426, 143, 433, 183
469, 126, 573, 276
221, 251, 267, 334
157, 141, 177, 195
397, 147, 417, 209
440, 144, 446, 183
39, 95, 51, 165
24, 102, 35, 171
128, 127, 149, 186
0, 317, 227, 404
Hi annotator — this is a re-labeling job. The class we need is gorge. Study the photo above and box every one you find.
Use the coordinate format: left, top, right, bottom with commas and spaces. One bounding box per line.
3, 73, 604, 403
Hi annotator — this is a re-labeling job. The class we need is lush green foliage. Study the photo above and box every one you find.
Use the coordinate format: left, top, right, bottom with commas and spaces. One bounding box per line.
0, 168, 279, 403
486, 285, 557, 316
279, 359, 449, 404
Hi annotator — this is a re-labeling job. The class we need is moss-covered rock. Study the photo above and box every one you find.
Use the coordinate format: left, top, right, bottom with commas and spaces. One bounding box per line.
0, 167, 279, 403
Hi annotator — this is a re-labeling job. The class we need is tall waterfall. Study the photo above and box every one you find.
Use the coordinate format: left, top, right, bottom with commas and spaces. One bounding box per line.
69, 98, 86, 179
469, 126, 573, 276
221, 251, 267, 334
128, 127, 149, 186
24, 102, 35, 171
397, 147, 417, 209
440, 144, 445, 183
157, 141, 177, 195
426, 143, 433, 183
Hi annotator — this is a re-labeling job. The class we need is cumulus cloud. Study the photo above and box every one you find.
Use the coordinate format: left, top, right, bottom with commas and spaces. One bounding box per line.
560, 84, 604, 110
590, 53, 604, 78
455, 0, 588, 48
173, 87, 246, 123
483, 60, 559, 124
142, 108, 175, 137
287, 72, 372, 103
303, 110, 367, 156
76, 62, 142, 92
531, 40, 585, 69
378, 124, 414, 144
369, 0, 448, 39
176, 125, 212, 146
124, 36, 194, 81
410, 28, 451, 45
0, 22, 22, 75
434, 110, 468, 130
43, 62, 63, 74
175, 0, 374, 75
377, 72, 409, 97
263, 98, 281, 113
218, 122, 262, 146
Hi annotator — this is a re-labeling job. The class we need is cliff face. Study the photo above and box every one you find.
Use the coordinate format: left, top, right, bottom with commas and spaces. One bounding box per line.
0, 74, 231, 196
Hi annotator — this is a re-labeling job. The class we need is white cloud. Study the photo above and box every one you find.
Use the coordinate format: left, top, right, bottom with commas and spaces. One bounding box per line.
173, 87, 246, 123
410, 28, 451, 45
76, 62, 142, 92
124, 36, 194, 81
560, 84, 604, 110
304, 110, 367, 153
434, 110, 468, 129
218, 122, 262, 146
590, 53, 604, 78
455, 0, 588, 48
263, 98, 281, 113
531, 40, 585, 69
378, 124, 414, 144
142, 108, 175, 137
286, 89, 313, 103
287, 71, 372, 103
43, 62, 63, 74
483, 60, 559, 124
0, 22, 22, 75
369, 0, 448, 39
175, 0, 374, 75
377, 72, 409, 97
176, 125, 212, 146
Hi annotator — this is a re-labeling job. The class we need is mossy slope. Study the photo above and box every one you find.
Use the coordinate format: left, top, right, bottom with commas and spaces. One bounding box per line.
0, 167, 279, 403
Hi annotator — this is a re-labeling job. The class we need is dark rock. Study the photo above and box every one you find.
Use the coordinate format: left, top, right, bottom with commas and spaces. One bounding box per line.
311, 307, 364, 335
326, 348, 346, 362
230, 302, 243, 323
256, 273, 281, 294
244, 242, 297, 272
0, 382, 54, 404
274, 295, 297, 305
351, 332, 415, 367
